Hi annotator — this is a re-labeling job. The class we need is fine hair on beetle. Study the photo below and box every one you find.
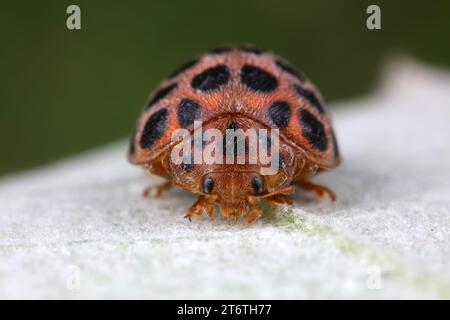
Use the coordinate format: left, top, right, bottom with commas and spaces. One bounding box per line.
128, 47, 341, 223
171, 120, 280, 175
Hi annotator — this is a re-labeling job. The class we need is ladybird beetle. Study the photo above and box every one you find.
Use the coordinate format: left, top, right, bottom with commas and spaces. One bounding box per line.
128, 46, 340, 223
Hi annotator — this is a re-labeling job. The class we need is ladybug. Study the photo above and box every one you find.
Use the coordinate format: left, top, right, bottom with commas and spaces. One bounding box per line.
128, 46, 340, 223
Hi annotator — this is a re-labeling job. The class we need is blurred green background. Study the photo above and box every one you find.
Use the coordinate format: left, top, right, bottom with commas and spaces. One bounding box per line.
1, 0, 449, 176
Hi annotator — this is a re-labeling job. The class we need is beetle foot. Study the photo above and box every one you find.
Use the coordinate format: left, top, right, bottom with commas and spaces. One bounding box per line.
185, 196, 217, 221
142, 181, 173, 198
297, 181, 336, 201
247, 204, 263, 224
264, 194, 294, 206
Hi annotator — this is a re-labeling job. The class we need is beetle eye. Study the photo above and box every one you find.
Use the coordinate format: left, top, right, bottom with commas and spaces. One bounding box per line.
251, 176, 264, 195
203, 176, 214, 194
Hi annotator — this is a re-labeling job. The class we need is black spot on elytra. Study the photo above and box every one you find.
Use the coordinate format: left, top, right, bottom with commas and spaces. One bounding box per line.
203, 176, 214, 194
251, 176, 265, 195
128, 127, 136, 155
178, 98, 202, 128
169, 58, 199, 78
331, 129, 340, 159
268, 101, 291, 128
294, 85, 325, 114
209, 46, 232, 54
140, 108, 169, 149
191, 65, 230, 91
241, 65, 278, 92
146, 83, 177, 110
239, 46, 264, 54
275, 60, 305, 82
299, 110, 328, 151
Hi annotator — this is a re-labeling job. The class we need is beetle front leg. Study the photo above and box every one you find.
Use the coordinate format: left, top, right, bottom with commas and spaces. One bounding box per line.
296, 181, 336, 201
264, 194, 294, 206
142, 180, 173, 198
185, 195, 217, 222
247, 204, 263, 224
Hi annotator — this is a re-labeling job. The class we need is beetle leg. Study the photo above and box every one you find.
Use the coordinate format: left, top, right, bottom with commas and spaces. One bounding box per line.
247, 204, 263, 224
264, 194, 294, 206
185, 195, 217, 222
247, 192, 291, 223
296, 181, 336, 201
258, 186, 295, 199
142, 181, 173, 198
205, 203, 217, 218
248, 186, 294, 209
